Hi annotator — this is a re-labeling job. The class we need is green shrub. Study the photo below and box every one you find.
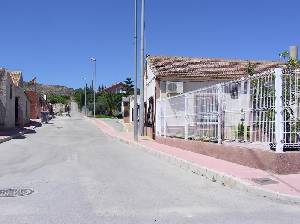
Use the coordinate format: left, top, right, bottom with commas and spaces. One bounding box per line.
47, 94, 70, 104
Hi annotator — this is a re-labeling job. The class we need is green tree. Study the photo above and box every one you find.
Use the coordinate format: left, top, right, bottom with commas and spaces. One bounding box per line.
122, 77, 134, 96
73, 89, 83, 108
95, 92, 122, 116
73, 86, 94, 110
279, 50, 300, 69
47, 94, 70, 105
246, 62, 255, 76
279, 50, 290, 61
98, 84, 105, 92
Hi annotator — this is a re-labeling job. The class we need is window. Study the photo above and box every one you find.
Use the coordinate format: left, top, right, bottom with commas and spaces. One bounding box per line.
230, 83, 239, 99
243, 81, 248, 94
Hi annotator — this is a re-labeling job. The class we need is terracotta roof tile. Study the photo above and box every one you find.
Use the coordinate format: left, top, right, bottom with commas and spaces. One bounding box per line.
9, 71, 23, 86
147, 56, 283, 80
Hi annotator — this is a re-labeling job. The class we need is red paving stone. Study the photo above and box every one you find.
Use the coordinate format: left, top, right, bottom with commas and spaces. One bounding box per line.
91, 118, 300, 198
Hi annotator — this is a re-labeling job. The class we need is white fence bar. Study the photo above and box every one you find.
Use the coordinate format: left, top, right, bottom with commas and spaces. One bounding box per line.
274, 68, 284, 152
155, 67, 299, 151
184, 95, 188, 140
163, 99, 167, 138
217, 84, 222, 144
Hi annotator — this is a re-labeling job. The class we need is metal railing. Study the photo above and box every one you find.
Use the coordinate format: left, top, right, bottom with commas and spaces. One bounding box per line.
156, 68, 300, 152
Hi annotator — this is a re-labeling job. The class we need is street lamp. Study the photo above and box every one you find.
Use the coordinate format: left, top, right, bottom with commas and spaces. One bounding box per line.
90, 57, 96, 118
139, 0, 145, 136
133, 0, 138, 141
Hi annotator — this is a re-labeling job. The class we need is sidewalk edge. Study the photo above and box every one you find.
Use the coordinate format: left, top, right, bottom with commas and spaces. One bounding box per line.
91, 118, 300, 205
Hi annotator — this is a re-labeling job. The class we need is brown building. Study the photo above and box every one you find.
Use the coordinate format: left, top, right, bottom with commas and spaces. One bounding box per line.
103, 82, 125, 94
25, 91, 46, 119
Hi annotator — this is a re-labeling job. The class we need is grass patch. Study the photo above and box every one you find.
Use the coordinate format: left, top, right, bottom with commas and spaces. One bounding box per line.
95, 114, 116, 119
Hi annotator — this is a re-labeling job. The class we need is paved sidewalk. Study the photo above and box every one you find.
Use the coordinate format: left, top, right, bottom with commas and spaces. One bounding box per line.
91, 118, 300, 203
0, 120, 41, 144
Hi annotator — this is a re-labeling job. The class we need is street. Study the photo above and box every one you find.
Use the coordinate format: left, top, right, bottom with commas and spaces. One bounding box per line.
0, 111, 299, 224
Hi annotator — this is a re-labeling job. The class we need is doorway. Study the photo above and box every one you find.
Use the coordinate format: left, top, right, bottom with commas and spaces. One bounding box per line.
15, 97, 19, 126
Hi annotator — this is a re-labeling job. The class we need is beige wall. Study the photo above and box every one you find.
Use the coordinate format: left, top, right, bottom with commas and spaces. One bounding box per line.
0, 69, 30, 130
53, 103, 65, 114
0, 70, 15, 129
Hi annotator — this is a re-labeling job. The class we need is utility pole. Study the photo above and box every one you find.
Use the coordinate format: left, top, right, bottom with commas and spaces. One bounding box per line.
133, 0, 138, 141
139, 0, 145, 136
90, 57, 96, 118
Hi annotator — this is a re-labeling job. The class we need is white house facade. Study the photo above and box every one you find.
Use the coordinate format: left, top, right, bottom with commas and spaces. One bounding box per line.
143, 55, 282, 139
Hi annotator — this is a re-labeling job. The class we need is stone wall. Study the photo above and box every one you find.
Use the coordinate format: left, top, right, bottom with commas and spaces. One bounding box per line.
53, 103, 65, 114
26, 91, 41, 119
0, 70, 15, 129
0, 69, 30, 130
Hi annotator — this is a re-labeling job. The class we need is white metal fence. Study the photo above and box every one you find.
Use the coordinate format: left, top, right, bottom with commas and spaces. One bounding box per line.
156, 68, 300, 152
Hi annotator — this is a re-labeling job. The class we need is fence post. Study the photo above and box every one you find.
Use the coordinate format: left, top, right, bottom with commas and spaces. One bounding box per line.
157, 100, 162, 136
217, 84, 222, 144
241, 80, 248, 142
184, 94, 188, 140
274, 68, 284, 153
163, 99, 167, 138
248, 80, 253, 142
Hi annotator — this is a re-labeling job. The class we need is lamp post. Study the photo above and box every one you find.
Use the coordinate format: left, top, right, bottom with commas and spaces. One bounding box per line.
133, 0, 138, 141
139, 0, 145, 136
90, 57, 96, 118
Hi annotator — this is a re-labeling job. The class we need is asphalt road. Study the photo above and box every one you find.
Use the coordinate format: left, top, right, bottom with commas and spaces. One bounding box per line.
0, 111, 299, 223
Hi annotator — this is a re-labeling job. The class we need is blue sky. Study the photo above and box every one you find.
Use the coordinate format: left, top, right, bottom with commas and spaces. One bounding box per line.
0, 0, 299, 89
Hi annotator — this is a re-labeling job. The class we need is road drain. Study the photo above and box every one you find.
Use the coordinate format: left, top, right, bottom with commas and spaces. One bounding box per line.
0, 188, 34, 197
56, 127, 63, 129
251, 178, 279, 185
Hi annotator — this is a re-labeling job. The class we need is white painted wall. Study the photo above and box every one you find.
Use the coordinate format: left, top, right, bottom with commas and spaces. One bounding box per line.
145, 64, 156, 103
129, 95, 140, 122
159, 80, 227, 99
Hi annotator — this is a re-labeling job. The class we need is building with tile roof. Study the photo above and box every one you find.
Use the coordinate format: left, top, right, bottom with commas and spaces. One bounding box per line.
143, 55, 284, 139
147, 56, 282, 80
0, 68, 30, 130
103, 82, 125, 94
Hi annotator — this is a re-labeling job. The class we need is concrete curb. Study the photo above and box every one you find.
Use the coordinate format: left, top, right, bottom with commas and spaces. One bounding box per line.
90, 118, 300, 205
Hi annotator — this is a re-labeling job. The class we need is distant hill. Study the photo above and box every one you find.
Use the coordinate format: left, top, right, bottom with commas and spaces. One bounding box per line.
23, 82, 74, 96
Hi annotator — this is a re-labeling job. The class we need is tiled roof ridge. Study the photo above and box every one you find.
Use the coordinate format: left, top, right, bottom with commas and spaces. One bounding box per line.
9, 70, 23, 86
147, 55, 281, 64
9, 70, 22, 74
147, 55, 283, 79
